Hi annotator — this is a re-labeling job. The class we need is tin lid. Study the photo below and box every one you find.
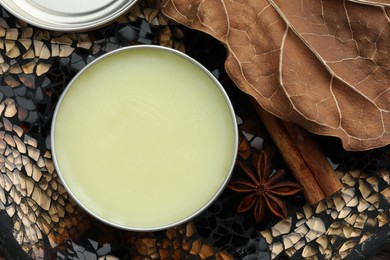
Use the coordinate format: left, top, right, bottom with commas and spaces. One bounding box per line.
0, 0, 138, 31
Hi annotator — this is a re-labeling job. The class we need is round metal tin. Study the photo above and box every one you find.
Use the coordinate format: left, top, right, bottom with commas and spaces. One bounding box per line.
0, 0, 138, 31
51, 45, 238, 231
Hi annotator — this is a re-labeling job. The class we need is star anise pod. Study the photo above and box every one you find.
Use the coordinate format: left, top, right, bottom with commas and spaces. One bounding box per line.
229, 150, 301, 223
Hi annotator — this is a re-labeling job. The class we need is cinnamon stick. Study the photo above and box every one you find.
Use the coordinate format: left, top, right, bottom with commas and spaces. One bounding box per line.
282, 121, 343, 196
252, 100, 325, 204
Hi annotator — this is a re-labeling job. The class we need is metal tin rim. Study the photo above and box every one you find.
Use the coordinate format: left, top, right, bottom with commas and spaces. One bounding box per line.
51, 45, 238, 231
0, 0, 139, 31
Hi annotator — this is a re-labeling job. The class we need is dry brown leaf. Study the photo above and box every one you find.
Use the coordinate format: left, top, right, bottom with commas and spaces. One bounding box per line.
162, 0, 390, 151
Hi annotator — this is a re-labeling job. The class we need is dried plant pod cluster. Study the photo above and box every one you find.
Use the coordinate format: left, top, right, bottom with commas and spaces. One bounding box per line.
0, 26, 77, 76
234, 114, 390, 258
162, 0, 390, 151
0, 105, 91, 257
129, 222, 233, 259
261, 169, 390, 259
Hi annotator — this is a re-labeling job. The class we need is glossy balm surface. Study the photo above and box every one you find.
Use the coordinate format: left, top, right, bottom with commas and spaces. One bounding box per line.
52, 47, 237, 230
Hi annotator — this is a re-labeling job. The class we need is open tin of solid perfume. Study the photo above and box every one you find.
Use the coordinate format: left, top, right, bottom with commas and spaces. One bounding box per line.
0, 0, 138, 31
51, 45, 238, 231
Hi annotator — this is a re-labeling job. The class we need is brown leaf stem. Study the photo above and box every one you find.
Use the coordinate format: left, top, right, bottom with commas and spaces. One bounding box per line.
252, 99, 325, 204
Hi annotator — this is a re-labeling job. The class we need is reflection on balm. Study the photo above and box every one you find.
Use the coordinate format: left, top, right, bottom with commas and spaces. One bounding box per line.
52, 46, 237, 230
